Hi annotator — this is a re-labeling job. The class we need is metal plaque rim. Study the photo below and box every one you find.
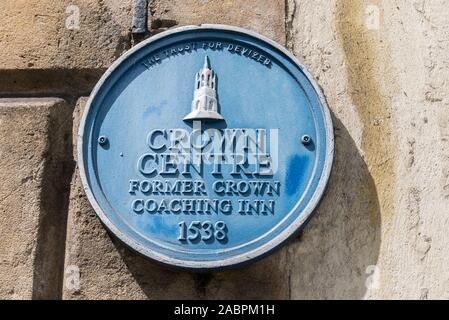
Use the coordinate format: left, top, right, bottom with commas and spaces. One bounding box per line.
77, 24, 334, 270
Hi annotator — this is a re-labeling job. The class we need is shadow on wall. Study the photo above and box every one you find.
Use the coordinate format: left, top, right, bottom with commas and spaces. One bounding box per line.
115, 239, 291, 299
32, 103, 75, 300
115, 112, 381, 300
287, 114, 381, 299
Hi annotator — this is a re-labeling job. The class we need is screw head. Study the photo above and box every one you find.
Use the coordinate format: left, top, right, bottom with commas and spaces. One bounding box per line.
301, 135, 311, 145
98, 136, 108, 146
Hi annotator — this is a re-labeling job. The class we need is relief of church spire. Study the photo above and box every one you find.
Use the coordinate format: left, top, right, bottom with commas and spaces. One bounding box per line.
184, 56, 224, 121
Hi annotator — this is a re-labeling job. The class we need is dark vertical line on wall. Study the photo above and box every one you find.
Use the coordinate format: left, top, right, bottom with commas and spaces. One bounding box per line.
195, 273, 213, 299
288, 272, 292, 299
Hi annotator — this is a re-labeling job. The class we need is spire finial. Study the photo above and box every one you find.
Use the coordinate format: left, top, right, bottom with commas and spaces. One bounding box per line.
203, 55, 209, 69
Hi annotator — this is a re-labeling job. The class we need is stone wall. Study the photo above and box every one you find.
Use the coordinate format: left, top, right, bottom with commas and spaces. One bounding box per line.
1, 0, 448, 299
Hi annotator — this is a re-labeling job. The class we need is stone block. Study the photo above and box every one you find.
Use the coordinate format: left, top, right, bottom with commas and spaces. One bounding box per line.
150, 0, 286, 43
0, 0, 133, 70
0, 98, 73, 299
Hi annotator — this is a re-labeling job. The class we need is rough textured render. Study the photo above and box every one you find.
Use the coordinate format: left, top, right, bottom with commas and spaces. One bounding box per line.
0, 98, 72, 299
288, 0, 449, 299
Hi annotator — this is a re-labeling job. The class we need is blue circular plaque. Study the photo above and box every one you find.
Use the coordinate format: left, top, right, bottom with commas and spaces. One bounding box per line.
79, 25, 334, 270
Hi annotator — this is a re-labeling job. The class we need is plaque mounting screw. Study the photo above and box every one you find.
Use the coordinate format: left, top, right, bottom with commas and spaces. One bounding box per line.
98, 136, 108, 146
301, 135, 311, 145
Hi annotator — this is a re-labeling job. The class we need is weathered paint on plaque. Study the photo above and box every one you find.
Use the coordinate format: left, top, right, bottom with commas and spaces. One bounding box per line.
78, 25, 333, 270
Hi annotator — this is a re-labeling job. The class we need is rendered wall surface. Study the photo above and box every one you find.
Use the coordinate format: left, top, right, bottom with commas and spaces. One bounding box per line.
0, 0, 448, 299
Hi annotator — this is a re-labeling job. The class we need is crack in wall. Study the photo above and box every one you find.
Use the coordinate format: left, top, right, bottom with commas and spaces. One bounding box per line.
195, 273, 213, 298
